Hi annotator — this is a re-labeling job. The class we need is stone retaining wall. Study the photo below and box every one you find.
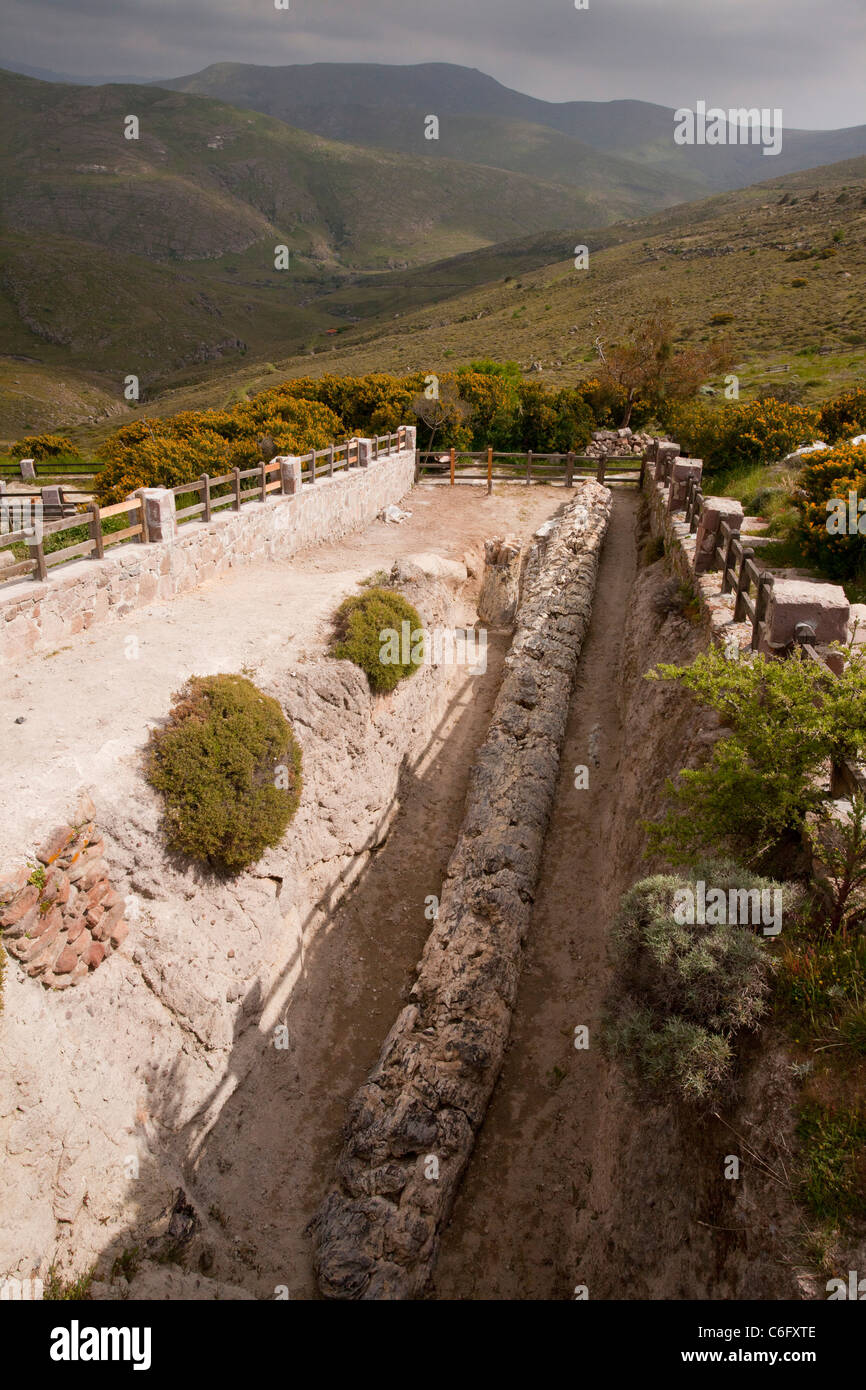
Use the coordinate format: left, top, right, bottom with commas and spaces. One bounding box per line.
310, 481, 613, 1300
0, 440, 417, 665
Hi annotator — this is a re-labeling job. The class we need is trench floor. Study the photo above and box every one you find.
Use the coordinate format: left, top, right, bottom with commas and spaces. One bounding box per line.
432, 487, 640, 1300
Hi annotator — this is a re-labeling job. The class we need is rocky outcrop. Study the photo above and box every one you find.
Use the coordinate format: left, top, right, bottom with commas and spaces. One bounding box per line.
310, 483, 612, 1299
0, 804, 128, 990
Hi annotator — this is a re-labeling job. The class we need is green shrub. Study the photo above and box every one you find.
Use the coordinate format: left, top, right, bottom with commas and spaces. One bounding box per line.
817, 388, 866, 442
795, 440, 866, 581
10, 433, 80, 461
663, 398, 819, 474
602, 868, 774, 1105
795, 1102, 866, 1223
646, 645, 866, 869
146, 675, 302, 874
331, 586, 425, 694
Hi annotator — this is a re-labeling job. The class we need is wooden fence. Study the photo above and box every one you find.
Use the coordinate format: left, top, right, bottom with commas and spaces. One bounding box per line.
420, 448, 641, 489
1, 430, 410, 587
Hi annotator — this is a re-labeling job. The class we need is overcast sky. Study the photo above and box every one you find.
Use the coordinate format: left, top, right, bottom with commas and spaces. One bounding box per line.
3, 0, 865, 129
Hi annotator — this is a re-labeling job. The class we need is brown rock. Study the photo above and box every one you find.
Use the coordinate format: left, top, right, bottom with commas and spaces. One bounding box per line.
0, 867, 29, 907
65, 917, 88, 945
75, 861, 110, 892
43, 869, 71, 907
109, 919, 129, 948
36, 825, 73, 865
1, 903, 40, 942
85, 903, 105, 928
20, 921, 61, 965
65, 846, 106, 884
87, 942, 106, 969
100, 889, 122, 911
72, 929, 92, 958
53, 945, 78, 975
31, 905, 64, 940
0, 883, 39, 927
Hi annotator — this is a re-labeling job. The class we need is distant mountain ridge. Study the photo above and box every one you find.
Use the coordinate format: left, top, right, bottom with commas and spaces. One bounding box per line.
156, 61, 866, 193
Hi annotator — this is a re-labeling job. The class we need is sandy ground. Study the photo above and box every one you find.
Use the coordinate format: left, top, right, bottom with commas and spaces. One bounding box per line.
431, 488, 640, 1300
0, 483, 564, 867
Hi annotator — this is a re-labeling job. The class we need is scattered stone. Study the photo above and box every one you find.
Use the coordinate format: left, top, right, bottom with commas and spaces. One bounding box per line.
0, 816, 127, 989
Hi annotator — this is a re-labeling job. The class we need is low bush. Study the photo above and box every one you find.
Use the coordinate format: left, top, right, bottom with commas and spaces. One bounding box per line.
10, 433, 80, 461
95, 397, 342, 505
795, 440, 866, 581
331, 586, 425, 694
645, 645, 866, 870
817, 388, 866, 442
602, 867, 774, 1105
662, 398, 820, 474
146, 674, 302, 874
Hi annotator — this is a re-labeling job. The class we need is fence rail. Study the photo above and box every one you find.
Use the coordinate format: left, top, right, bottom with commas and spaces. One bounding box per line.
1, 429, 413, 589
420, 449, 641, 489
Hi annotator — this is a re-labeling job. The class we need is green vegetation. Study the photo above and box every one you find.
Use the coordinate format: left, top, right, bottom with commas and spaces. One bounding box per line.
9, 434, 79, 460
44, 1263, 96, 1300
796, 440, 866, 583
331, 587, 425, 694
602, 868, 774, 1106
795, 1103, 866, 1223
146, 674, 302, 874
645, 645, 866, 870
663, 397, 819, 474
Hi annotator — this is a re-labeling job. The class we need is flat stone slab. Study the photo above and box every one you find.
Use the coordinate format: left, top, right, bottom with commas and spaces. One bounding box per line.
765, 577, 850, 646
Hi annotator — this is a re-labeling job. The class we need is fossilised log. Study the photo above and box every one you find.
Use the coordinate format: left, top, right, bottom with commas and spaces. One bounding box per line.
309, 482, 613, 1299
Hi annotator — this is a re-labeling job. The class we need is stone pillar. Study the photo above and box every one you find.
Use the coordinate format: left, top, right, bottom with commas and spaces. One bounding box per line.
140, 488, 177, 543
654, 442, 680, 483
20, 458, 36, 481
666, 458, 703, 513
277, 457, 303, 495
694, 497, 744, 573
760, 579, 850, 653
402, 425, 417, 452
355, 438, 373, 468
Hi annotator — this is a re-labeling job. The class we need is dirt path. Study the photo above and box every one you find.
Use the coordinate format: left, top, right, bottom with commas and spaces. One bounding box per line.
432, 488, 640, 1301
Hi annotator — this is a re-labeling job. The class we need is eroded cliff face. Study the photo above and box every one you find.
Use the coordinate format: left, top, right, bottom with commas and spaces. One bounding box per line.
569, 534, 804, 1301
0, 572, 472, 1290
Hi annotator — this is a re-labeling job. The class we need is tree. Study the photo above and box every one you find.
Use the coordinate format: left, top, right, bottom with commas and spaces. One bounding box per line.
595, 299, 733, 428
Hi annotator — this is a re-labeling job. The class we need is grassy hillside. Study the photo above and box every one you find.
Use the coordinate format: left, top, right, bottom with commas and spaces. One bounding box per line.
41, 153, 862, 455
158, 61, 866, 195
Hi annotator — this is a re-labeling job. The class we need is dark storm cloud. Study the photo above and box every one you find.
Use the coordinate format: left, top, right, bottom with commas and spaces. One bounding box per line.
3, 0, 864, 128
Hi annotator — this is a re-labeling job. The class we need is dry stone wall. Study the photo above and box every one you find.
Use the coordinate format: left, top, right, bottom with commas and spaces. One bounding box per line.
0, 441, 416, 665
311, 481, 613, 1300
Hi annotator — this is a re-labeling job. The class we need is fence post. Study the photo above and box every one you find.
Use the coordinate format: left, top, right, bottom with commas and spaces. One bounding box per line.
733, 546, 755, 622
449, 448, 455, 486
309, 451, 316, 484
526, 449, 532, 485
29, 534, 47, 582
329, 444, 335, 478
690, 489, 703, 534
487, 445, 493, 495
260, 460, 268, 502
135, 489, 151, 543
89, 500, 105, 560
752, 572, 774, 650
720, 529, 740, 592
596, 453, 606, 484
201, 473, 212, 523
566, 451, 574, 489
233, 468, 241, 511
374, 436, 379, 462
